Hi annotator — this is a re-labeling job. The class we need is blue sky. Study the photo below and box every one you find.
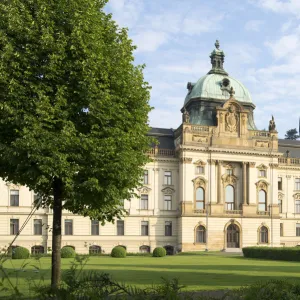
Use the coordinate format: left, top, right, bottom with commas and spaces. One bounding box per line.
105, 0, 300, 138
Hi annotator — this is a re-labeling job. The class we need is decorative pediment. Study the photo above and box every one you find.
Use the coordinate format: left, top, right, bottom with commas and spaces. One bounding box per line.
6, 182, 21, 190
293, 193, 300, 200
257, 164, 267, 170
278, 192, 284, 200
223, 163, 235, 169
138, 186, 151, 194
192, 176, 207, 188
255, 180, 269, 191
221, 174, 238, 185
193, 159, 206, 166
161, 187, 175, 194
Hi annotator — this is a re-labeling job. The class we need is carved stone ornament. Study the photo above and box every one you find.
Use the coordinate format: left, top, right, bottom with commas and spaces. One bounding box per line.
6, 182, 21, 189
221, 174, 238, 185
293, 193, 300, 200
257, 164, 267, 170
180, 157, 192, 164
278, 192, 284, 200
255, 180, 268, 191
138, 186, 151, 194
192, 177, 206, 188
249, 162, 256, 168
225, 104, 239, 132
161, 187, 175, 194
192, 135, 208, 143
193, 159, 206, 166
182, 108, 190, 123
255, 141, 269, 148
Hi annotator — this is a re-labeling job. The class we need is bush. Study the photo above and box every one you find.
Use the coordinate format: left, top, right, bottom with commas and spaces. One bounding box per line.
153, 247, 166, 257
242, 246, 300, 262
61, 246, 76, 258
12, 246, 30, 259
111, 246, 126, 258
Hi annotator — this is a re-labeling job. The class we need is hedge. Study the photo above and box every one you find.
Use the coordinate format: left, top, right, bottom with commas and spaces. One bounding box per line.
111, 246, 126, 258
153, 247, 166, 257
12, 246, 30, 259
242, 246, 300, 261
61, 246, 76, 258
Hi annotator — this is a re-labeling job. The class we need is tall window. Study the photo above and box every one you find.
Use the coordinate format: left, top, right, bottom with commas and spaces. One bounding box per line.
278, 199, 282, 213
165, 221, 172, 236
141, 221, 149, 236
196, 166, 204, 174
259, 170, 266, 177
295, 178, 300, 190
10, 219, 19, 235
91, 220, 99, 235
258, 190, 267, 212
164, 171, 172, 185
117, 220, 124, 236
10, 190, 19, 206
225, 185, 234, 210
297, 224, 300, 236
196, 187, 205, 210
34, 219, 42, 235
140, 194, 148, 210
143, 170, 149, 184
296, 200, 300, 214
65, 220, 73, 235
280, 223, 283, 237
259, 226, 268, 243
196, 225, 206, 243
278, 177, 282, 190
164, 195, 172, 210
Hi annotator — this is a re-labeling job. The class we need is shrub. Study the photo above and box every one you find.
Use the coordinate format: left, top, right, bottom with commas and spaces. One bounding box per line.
61, 246, 76, 258
242, 246, 300, 262
12, 246, 30, 259
153, 247, 166, 257
111, 246, 126, 258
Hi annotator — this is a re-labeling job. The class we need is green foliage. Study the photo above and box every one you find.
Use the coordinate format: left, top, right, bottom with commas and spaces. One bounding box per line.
242, 246, 300, 261
61, 247, 76, 258
11, 247, 29, 260
285, 128, 299, 140
153, 247, 166, 257
111, 246, 126, 258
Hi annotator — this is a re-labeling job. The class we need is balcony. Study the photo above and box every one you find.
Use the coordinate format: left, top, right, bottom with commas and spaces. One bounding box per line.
257, 211, 270, 216
147, 147, 175, 157
193, 209, 206, 214
279, 157, 300, 166
225, 210, 242, 215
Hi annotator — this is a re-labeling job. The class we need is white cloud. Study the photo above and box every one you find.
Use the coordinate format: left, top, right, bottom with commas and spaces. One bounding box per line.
281, 20, 293, 33
149, 108, 181, 129
245, 20, 264, 31
252, 0, 300, 17
132, 31, 168, 52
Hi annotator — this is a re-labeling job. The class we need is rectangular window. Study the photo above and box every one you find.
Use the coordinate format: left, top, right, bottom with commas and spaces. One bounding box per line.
196, 166, 204, 174
165, 221, 172, 236
64, 220, 73, 235
280, 223, 283, 237
278, 199, 282, 213
143, 170, 149, 184
140, 194, 148, 210
10, 190, 19, 206
10, 219, 19, 235
34, 219, 42, 235
296, 200, 300, 214
295, 178, 300, 190
117, 220, 124, 236
226, 169, 233, 176
141, 221, 149, 236
164, 195, 172, 210
91, 220, 99, 235
278, 177, 282, 190
164, 171, 172, 185
259, 170, 266, 177
297, 224, 300, 237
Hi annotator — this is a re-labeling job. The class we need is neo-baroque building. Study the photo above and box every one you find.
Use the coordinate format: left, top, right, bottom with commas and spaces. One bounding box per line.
1, 41, 300, 255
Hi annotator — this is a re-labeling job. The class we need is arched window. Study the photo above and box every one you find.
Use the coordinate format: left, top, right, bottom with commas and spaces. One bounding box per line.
259, 226, 268, 243
196, 187, 205, 209
259, 190, 267, 211
89, 245, 101, 255
196, 225, 206, 243
139, 245, 150, 253
31, 245, 44, 255
225, 185, 234, 210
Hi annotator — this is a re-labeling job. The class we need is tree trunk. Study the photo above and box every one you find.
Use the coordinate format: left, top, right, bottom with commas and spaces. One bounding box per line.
51, 177, 63, 289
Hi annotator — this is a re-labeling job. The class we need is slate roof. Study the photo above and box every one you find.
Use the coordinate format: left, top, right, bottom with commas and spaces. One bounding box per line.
148, 127, 175, 150
278, 139, 300, 158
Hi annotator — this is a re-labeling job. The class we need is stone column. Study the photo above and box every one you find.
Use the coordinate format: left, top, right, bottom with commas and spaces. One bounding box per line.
217, 160, 222, 204
243, 162, 247, 205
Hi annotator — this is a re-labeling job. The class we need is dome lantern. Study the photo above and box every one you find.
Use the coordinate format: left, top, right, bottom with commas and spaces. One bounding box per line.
207, 40, 228, 76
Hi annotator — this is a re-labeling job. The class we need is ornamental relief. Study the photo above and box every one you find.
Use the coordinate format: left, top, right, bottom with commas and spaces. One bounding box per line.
221, 174, 238, 186
6, 182, 21, 190
257, 164, 267, 170
278, 192, 284, 200
293, 193, 300, 200
255, 141, 269, 148
192, 135, 208, 143
193, 159, 206, 166
225, 104, 239, 132
192, 177, 206, 189
161, 187, 175, 194
255, 180, 268, 191
138, 186, 151, 194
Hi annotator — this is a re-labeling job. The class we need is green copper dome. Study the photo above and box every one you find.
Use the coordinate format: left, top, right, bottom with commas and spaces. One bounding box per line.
184, 73, 252, 105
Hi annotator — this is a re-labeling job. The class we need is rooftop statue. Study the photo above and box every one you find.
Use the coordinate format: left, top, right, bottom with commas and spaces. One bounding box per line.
269, 115, 276, 132
182, 108, 190, 124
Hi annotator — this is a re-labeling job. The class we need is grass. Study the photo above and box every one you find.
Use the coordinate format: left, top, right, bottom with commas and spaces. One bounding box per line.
2, 252, 300, 296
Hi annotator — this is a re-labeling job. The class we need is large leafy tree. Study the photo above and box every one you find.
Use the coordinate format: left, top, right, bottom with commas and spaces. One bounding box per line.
285, 128, 299, 140
0, 0, 151, 288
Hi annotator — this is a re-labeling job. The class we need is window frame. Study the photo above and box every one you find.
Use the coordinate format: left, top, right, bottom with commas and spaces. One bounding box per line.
64, 219, 73, 235
91, 220, 99, 235
117, 220, 124, 236
195, 225, 206, 244
10, 190, 19, 206
164, 171, 172, 185
141, 221, 149, 236
278, 199, 282, 213
225, 185, 235, 211
143, 170, 149, 184
258, 190, 267, 212
10, 219, 19, 235
34, 219, 43, 235
165, 221, 172, 236
195, 166, 204, 175
297, 224, 300, 237
140, 194, 148, 210
278, 177, 282, 190
296, 200, 300, 214
259, 226, 268, 244
164, 195, 172, 210
295, 178, 300, 190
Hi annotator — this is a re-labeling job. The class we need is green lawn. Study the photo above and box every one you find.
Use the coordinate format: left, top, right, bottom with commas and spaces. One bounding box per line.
2, 252, 300, 296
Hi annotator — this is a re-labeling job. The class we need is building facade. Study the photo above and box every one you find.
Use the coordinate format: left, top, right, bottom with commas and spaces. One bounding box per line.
1, 41, 300, 255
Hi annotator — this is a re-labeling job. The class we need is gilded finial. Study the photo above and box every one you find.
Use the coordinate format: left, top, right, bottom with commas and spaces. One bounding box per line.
229, 86, 235, 97
215, 40, 220, 49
